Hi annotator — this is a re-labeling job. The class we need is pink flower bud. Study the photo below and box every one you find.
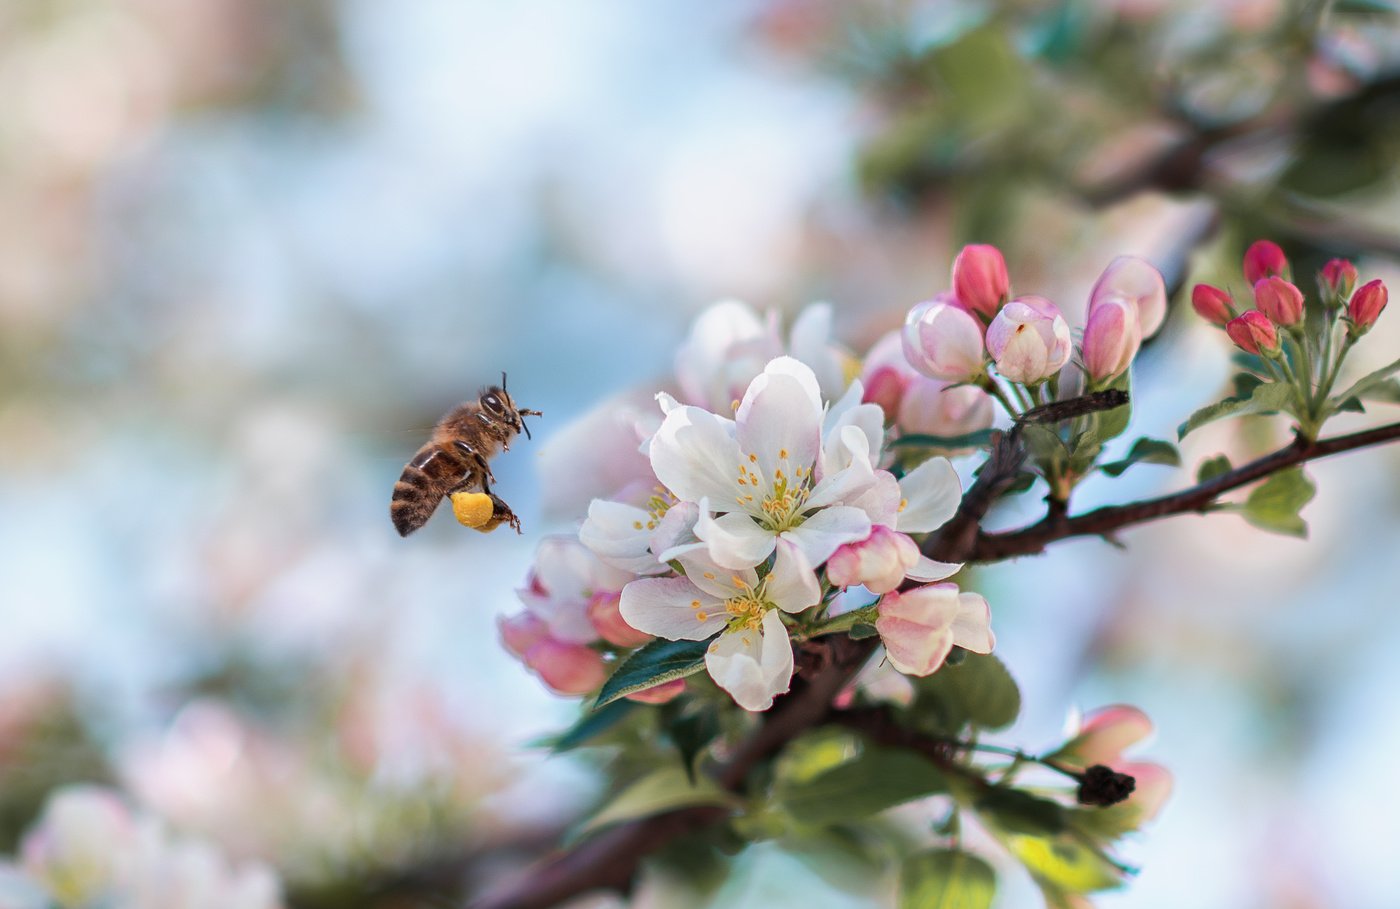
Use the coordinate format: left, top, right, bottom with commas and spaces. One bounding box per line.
498, 612, 549, 657
827, 525, 921, 595
985, 296, 1072, 385
1081, 296, 1142, 383
875, 583, 994, 677
1191, 284, 1233, 326
952, 244, 1009, 320
1225, 310, 1280, 356
625, 678, 686, 704
897, 377, 994, 439
902, 294, 986, 382
1349, 279, 1388, 332
1243, 239, 1289, 285
523, 639, 608, 695
587, 591, 652, 648
861, 365, 907, 421
1089, 256, 1167, 337
1321, 258, 1358, 299
1252, 276, 1304, 327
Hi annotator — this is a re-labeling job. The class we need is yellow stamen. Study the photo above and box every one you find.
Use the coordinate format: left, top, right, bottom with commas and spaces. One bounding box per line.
779, 448, 788, 459
898, 498, 908, 512
633, 521, 643, 529
696, 611, 707, 622
704, 572, 715, 579
731, 399, 740, 411
749, 453, 757, 463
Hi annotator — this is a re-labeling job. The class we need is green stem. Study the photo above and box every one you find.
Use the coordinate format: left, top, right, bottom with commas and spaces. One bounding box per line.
797, 604, 877, 640
979, 376, 1020, 418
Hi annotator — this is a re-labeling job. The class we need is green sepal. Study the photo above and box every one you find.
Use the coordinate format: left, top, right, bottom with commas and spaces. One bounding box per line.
1098, 437, 1181, 478
891, 429, 997, 451
1232, 467, 1316, 538
1195, 454, 1232, 483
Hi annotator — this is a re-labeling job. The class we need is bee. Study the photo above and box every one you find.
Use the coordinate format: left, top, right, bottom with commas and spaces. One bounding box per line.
390, 374, 541, 537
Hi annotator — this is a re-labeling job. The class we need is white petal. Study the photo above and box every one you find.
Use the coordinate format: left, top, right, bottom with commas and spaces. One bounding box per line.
675, 543, 760, 600
674, 300, 769, 408
650, 501, 700, 560
580, 500, 667, 575
694, 507, 777, 570
896, 456, 962, 533
823, 377, 865, 437
750, 356, 823, 413
808, 427, 877, 509
905, 555, 963, 582
649, 405, 743, 508
847, 470, 902, 527
789, 303, 849, 402
764, 539, 822, 613
655, 391, 682, 415
781, 505, 872, 567
619, 577, 729, 641
823, 398, 886, 469
950, 592, 995, 654
705, 610, 794, 711
736, 368, 822, 488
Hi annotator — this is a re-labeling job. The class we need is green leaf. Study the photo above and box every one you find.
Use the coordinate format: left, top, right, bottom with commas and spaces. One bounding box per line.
849, 622, 879, 640
1094, 371, 1132, 443
1068, 426, 1101, 460
899, 849, 996, 909
1098, 437, 1181, 478
1333, 356, 1400, 409
1355, 377, 1400, 405
1021, 424, 1068, 460
579, 766, 735, 836
908, 653, 1021, 734
551, 699, 637, 752
891, 430, 997, 451
974, 787, 1066, 836
1001, 831, 1123, 897
670, 707, 721, 783
595, 637, 713, 708
1196, 454, 1232, 483
775, 728, 863, 786
1336, 395, 1366, 414
1238, 467, 1316, 538
781, 746, 949, 826
1231, 351, 1268, 376
1177, 381, 1294, 440
1232, 372, 1264, 401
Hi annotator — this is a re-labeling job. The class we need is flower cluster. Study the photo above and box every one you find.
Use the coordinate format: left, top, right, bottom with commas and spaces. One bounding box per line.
1192, 240, 1391, 439
903, 245, 1166, 394
3, 785, 283, 909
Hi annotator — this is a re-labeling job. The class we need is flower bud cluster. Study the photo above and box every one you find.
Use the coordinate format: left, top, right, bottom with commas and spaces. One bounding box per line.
901, 244, 1165, 392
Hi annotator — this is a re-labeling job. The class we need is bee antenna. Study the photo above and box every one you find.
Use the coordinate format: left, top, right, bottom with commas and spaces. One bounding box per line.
501, 371, 508, 392
521, 419, 532, 441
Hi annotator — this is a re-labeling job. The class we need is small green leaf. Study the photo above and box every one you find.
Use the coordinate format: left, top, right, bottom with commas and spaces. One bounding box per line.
775, 728, 862, 785
899, 849, 996, 909
908, 653, 1021, 734
579, 767, 735, 836
1196, 454, 1232, 483
670, 707, 721, 783
974, 787, 1066, 836
1094, 371, 1132, 443
891, 429, 997, 451
595, 637, 713, 708
1232, 372, 1264, 400
1068, 427, 1102, 460
1021, 424, 1068, 460
1098, 437, 1181, 478
782, 746, 948, 826
551, 699, 636, 752
1333, 355, 1400, 408
1003, 471, 1038, 496
1238, 467, 1316, 538
1336, 395, 1367, 414
1001, 831, 1123, 897
849, 622, 879, 640
1355, 377, 1400, 405
1177, 381, 1294, 440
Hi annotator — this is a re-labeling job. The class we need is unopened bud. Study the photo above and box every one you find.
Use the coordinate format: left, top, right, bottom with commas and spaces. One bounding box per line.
1081, 296, 1142, 384
587, 591, 651, 648
902, 294, 986, 382
827, 525, 921, 595
1090, 256, 1167, 337
1076, 764, 1137, 807
1252, 276, 1304, 327
524, 639, 608, 696
1226, 311, 1280, 357
985, 296, 1072, 385
952, 244, 1010, 320
1243, 239, 1289, 285
1320, 258, 1358, 302
862, 365, 907, 422
1348, 279, 1388, 334
1191, 284, 1234, 326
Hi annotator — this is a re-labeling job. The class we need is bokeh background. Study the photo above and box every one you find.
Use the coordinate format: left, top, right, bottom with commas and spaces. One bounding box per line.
4, 0, 1400, 906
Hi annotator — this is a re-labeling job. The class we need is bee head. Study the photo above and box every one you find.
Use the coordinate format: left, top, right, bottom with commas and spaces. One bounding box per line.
482, 374, 541, 439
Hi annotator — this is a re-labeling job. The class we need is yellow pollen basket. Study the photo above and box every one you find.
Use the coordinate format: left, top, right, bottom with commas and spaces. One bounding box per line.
451, 491, 503, 533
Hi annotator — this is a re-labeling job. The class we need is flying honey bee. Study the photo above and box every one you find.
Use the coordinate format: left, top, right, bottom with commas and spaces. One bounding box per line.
390, 374, 541, 537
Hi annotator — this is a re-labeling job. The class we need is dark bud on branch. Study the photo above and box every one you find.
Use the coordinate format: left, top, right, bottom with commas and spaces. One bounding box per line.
1017, 390, 1129, 425
1076, 764, 1136, 807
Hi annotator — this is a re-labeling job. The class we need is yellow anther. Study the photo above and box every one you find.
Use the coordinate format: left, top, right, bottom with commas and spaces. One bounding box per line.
731, 399, 740, 411
633, 521, 643, 529
898, 498, 908, 512
691, 599, 701, 608
704, 572, 715, 579
737, 477, 747, 485
749, 453, 758, 463
745, 495, 754, 502
779, 448, 788, 459
696, 611, 708, 622
736, 496, 746, 506
795, 465, 805, 477
731, 574, 748, 589
775, 469, 784, 480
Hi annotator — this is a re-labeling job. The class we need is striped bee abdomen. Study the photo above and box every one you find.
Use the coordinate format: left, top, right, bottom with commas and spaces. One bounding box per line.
390, 444, 467, 536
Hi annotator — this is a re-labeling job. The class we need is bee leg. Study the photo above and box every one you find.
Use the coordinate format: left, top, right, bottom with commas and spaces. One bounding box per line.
452, 440, 496, 484
490, 494, 522, 534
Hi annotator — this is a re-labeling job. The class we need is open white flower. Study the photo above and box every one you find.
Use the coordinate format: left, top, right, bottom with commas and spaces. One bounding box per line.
579, 495, 698, 575
651, 357, 875, 570
619, 540, 821, 711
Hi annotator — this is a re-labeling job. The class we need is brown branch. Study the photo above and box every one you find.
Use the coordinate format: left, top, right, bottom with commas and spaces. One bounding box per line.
469, 636, 876, 909
963, 420, 1400, 562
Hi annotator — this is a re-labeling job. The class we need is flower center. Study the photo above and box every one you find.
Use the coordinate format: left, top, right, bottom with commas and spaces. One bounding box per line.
723, 575, 771, 633
734, 448, 814, 533
632, 487, 678, 532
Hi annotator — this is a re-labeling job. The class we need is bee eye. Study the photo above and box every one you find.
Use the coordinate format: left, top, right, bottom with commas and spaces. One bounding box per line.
484, 394, 501, 411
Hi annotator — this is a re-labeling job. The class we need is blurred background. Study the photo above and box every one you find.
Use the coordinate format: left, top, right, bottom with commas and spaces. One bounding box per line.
3, 0, 1400, 906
